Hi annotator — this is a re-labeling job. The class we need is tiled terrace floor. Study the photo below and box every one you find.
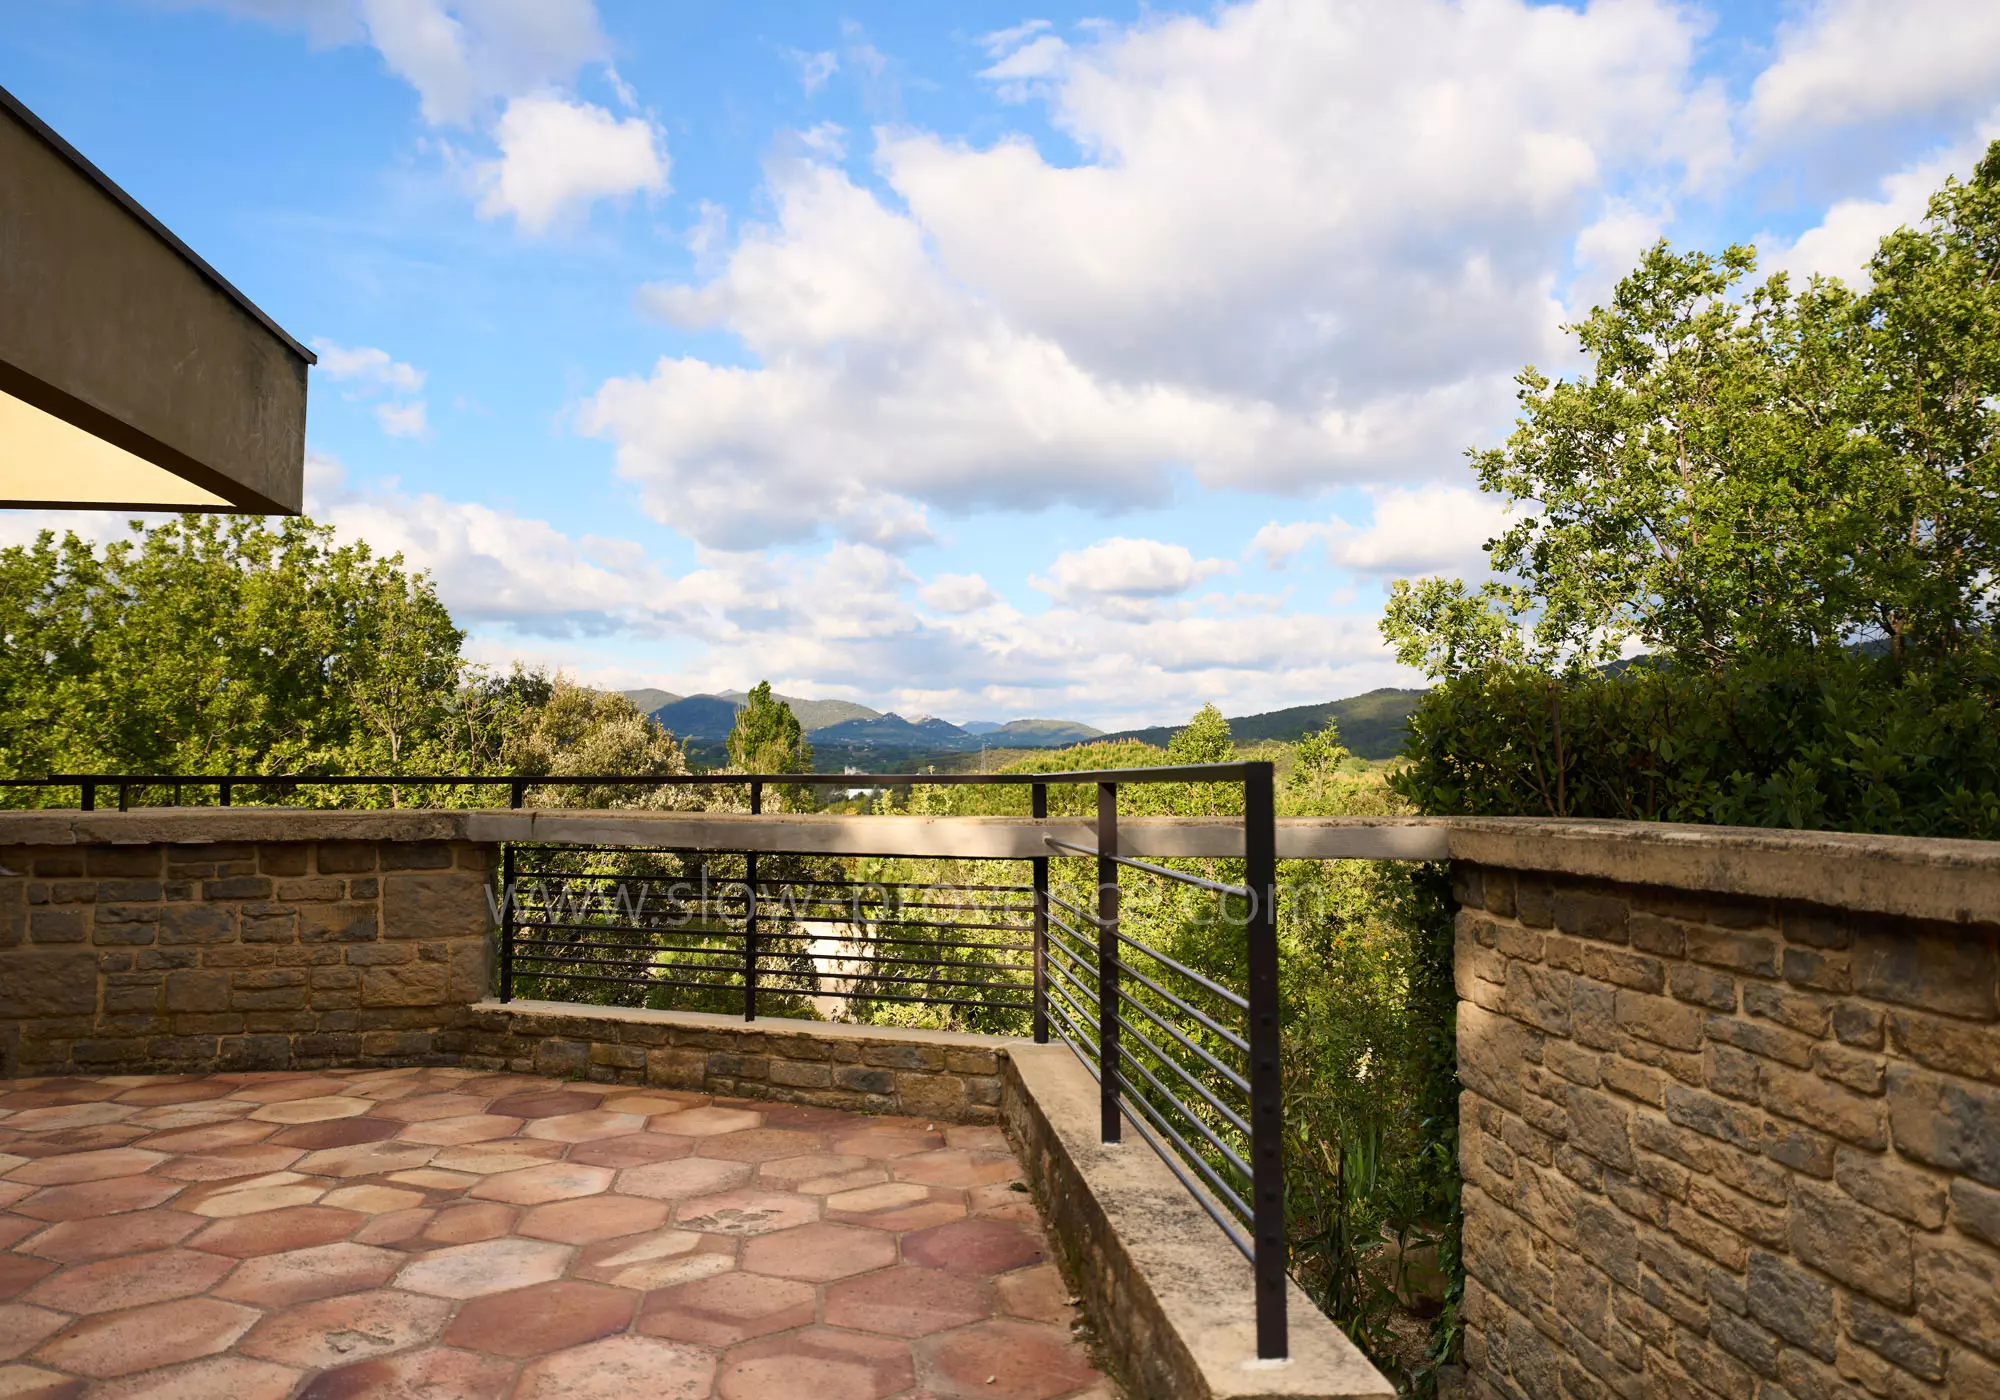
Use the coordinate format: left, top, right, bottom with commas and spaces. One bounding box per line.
0, 1068, 1114, 1400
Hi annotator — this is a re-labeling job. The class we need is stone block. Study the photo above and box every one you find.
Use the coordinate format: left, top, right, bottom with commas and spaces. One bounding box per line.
257, 845, 310, 876
769, 1058, 832, 1088
862, 1042, 946, 1072
1629, 914, 1685, 958
1914, 1235, 2000, 1361
91, 907, 158, 946
1949, 1348, 2000, 1400
1953, 1179, 2000, 1250
1669, 963, 1737, 1012
1790, 1178, 1912, 1307
1781, 946, 1851, 994
1555, 891, 1628, 944
1813, 1043, 1885, 1096
382, 872, 489, 940
1886, 1010, 2000, 1083
1686, 1176, 1786, 1249
835, 1064, 897, 1095
1704, 1045, 1760, 1103
29, 908, 88, 944
1516, 880, 1555, 929
315, 842, 378, 874
273, 878, 344, 902
97, 879, 162, 903
344, 943, 412, 966
203, 876, 273, 901
162, 968, 231, 1012
1741, 981, 1831, 1037
360, 961, 448, 1008
1616, 990, 1703, 1052
1566, 1086, 1634, 1172
1709, 1306, 1780, 1379
1539, 933, 1583, 972
1584, 945, 1664, 993
1845, 1295, 1944, 1382
1460, 1001, 1533, 1113
945, 1047, 1000, 1076
1746, 1249, 1835, 1362
1833, 1147, 1946, 1228
1674, 1332, 1756, 1400
1704, 1014, 1815, 1069
1571, 978, 1620, 1051
1684, 926, 1780, 978
381, 842, 452, 870
0, 948, 97, 1017
1602, 1059, 1666, 1108
160, 904, 236, 946
646, 1045, 707, 1089
897, 1070, 969, 1118
1507, 961, 1572, 1034
1855, 924, 1998, 1021
1833, 1002, 1885, 1050
1663, 1086, 1760, 1152
1758, 1063, 1886, 1148
1888, 1066, 2000, 1188
87, 847, 161, 878
1761, 1118, 1837, 1177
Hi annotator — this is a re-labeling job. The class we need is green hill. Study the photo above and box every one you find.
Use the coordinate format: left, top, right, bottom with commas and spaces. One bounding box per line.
1097, 688, 1424, 760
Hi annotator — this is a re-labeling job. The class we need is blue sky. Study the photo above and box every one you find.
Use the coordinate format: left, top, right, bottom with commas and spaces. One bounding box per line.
5, 0, 1999, 727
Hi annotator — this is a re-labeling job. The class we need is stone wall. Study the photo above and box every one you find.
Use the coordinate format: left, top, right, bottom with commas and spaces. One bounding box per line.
1449, 823, 2000, 1400
0, 837, 492, 1076
463, 1000, 1008, 1124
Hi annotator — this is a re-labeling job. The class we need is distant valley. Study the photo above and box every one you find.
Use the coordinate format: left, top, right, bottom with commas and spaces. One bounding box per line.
620, 686, 1424, 769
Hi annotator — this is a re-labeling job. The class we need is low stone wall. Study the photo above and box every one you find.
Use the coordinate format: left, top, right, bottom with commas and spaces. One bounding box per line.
1448, 820, 2000, 1400
462, 999, 1009, 1123
0, 826, 492, 1076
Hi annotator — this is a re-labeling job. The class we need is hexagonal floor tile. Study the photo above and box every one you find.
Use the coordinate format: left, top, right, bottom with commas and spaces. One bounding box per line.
900, 1218, 1047, 1274
638, 1270, 816, 1347
213, 1242, 403, 1307
24, 1248, 232, 1315
599, 1092, 703, 1117
90, 1354, 300, 1400
429, 1140, 566, 1175
321, 1184, 427, 1215
575, 1229, 737, 1290
12, 1176, 183, 1221
740, 1222, 897, 1282
186, 1205, 362, 1258
236, 1289, 451, 1370
823, 1266, 994, 1337
394, 1236, 572, 1299
523, 1111, 648, 1143
247, 1096, 372, 1125
365, 1094, 491, 1123
155, 1144, 307, 1182
267, 1119, 400, 1151
487, 1091, 602, 1119
0, 1304, 66, 1363
294, 1141, 438, 1179
294, 1345, 513, 1400
698, 1128, 825, 1163
466, 1161, 614, 1205
392, 1114, 522, 1147
135, 1121, 273, 1154
657, 1107, 762, 1137
829, 1129, 945, 1159
717, 1326, 914, 1400
998, 1264, 1075, 1324
421, 1202, 516, 1245
676, 1189, 820, 1237
520, 1193, 671, 1244
4, 1148, 165, 1185
617, 1157, 751, 1201
442, 1279, 637, 1357
568, 1133, 695, 1170
0, 1258, 54, 1303
917, 1318, 1102, 1400
514, 1334, 716, 1400
757, 1154, 874, 1191
19, 1209, 200, 1263
33, 1296, 260, 1379
893, 1149, 1022, 1189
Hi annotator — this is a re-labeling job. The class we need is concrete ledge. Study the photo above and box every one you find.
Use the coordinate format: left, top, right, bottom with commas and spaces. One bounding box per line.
1003, 1042, 1392, 1400
465, 1000, 1016, 1123
1446, 815, 2000, 926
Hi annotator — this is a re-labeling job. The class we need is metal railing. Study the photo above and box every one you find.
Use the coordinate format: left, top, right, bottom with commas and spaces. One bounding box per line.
11, 762, 1288, 1356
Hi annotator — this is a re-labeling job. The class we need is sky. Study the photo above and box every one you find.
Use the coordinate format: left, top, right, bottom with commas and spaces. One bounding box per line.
5, 0, 2000, 729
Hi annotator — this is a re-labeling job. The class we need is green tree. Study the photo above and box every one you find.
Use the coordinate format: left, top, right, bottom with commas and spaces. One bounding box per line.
725, 681, 813, 775
1287, 719, 1352, 806
1167, 702, 1232, 764
1383, 140, 2000, 678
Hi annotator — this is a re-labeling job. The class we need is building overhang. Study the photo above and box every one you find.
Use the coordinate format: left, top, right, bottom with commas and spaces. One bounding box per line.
1, 83, 312, 514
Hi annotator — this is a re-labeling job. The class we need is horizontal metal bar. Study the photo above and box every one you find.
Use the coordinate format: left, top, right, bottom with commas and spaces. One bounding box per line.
1044, 986, 1099, 1055
1113, 930, 1251, 1011
512, 970, 742, 995
1120, 1083, 1255, 1256
1113, 1017, 1253, 1165
755, 982, 1035, 1014
1044, 837, 1251, 898
512, 953, 747, 979
1108, 953, 1249, 1053
809, 968, 1030, 995
519, 870, 1035, 898
50, 761, 1254, 789
1109, 982, 1251, 1096
1045, 889, 1110, 930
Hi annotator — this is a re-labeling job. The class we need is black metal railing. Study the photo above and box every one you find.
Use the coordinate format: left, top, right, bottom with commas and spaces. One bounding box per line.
13, 761, 1287, 1356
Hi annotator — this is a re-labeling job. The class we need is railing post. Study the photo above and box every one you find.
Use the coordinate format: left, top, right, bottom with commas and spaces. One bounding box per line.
1243, 760, 1287, 1359
219, 781, 232, 808
1097, 780, 1120, 1144
80, 781, 94, 812
744, 781, 762, 1022
1031, 782, 1049, 1044
118, 782, 128, 812
499, 843, 515, 1004
510, 780, 526, 809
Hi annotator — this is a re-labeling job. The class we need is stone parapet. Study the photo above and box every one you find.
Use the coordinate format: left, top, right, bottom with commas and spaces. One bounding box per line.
0, 837, 492, 1076
1454, 855, 2000, 1400
462, 1000, 1012, 1123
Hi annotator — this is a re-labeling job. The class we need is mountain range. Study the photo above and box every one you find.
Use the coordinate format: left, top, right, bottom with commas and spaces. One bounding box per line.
619, 685, 1425, 767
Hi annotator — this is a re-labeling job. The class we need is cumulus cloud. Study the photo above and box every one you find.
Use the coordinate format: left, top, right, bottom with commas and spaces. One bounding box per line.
585, 0, 1730, 551
919, 573, 1001, 614
477, 94, 668, 233
1762, 131, 1997, 283
1250, 485, 1512, 579
1035, 538, 1233, 604
312, 340, 429, 438
1749, 0, 2000, 142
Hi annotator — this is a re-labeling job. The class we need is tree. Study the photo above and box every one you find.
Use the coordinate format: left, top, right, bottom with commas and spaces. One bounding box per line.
1383, 140, 2000, 678
1167, 703, 1233, 764
1288, 719, 1352, 806
726, 681, 813, 775
503, 678, 692, 809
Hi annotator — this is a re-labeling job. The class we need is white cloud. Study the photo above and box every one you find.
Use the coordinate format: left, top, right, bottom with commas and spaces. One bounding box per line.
1250, 485, 1512, 579
1035, 537, 1233, 605
374, 401, 430, 438
312, 341, 426, 392
477, 93, 668, 233
587, 0, 1728, 550
791, 48, 838, 96
918, 573, 1000, 614
1247, 520, 1340, 570
1749, 0, 2000, 141
1762, 131, 1996, 283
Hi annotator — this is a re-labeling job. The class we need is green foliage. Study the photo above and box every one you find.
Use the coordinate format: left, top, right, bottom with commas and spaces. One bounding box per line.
1384, 142, 2000, 680
1287, 720, 1353, 807
726, 681, 813, 777
1395, 648, 2000, 837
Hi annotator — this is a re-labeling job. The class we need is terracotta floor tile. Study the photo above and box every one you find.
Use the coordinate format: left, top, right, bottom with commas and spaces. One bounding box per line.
220, 1078, 348, 1104
599, 1093, 704, 1116
458, 1075, 563, 1097
266, 1118, 399, 1151
524, 1110, 649, 1143
321, 1184, 426, 1214
825, 1182, 930, 1214
675, 1188, 821, 1238
351, 1207, 433, 1247
112, 1082, 232, 1108
521, 1192, 671, 1244
88, 1354, 301, 1400
2, 1104, 133, 1135
19, 1208, 200, 1262
0, 1363, 82, 1399
294, 1142, 437, 1179
184, 1180, 325, 1218
0, 1219, 30, 1251
294, 1345, 513, 1400
421, 1201, 515, 1245
0, 1188, 26, 1212
236, 1288, 451, 1369
386, 1167, 478, 1191
24, 1248, 233, 1314
568, 1133, 695, 1169
637, 1269, 816, 1346
2, 1125, 147, 1159
154, 1144, 305, 1182
428, 1140, 565, 1174
12, 1176, 182, 1222
187, 1205, 363, 1257
0, 1261, 54, 1304
893, 1149, 1022, 1189
917, 1318, 1101, 1400
943, 1125, 1010, 1152
515, 1334, 715, 1400
363, 1093, 490, 1123
443, 1278, 637, 1357
466, 1161, 614, 1205
391, 1114, 522, 1146
213, 1241, 403, 1306
718, 1326, 914, 1400
393, 1236, 571, 1298
757, 1104, 864, 1131
133, 1122, 273, 1154
698, 1128, 826, 1163
575, 1229, 737, 1290
487, 1090, 603, 1119
246, 1096, 371, 1125
830, 1130, 946, 1159
617, 1157, 751, 1201
997, 1264, 1074, 1324
824, 1265, 994, 1337
740, 1221, 897, 1281
836, 1196, 967, 1234
4, 1148, 165, 1186
0, 1306, 66, 1362
33, 1296, 259, 1378
900, 1219, 1047, 1275
659, 1107, 763, 1137
758, 1154, 873, 1191
125, 1103, 254, 1132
